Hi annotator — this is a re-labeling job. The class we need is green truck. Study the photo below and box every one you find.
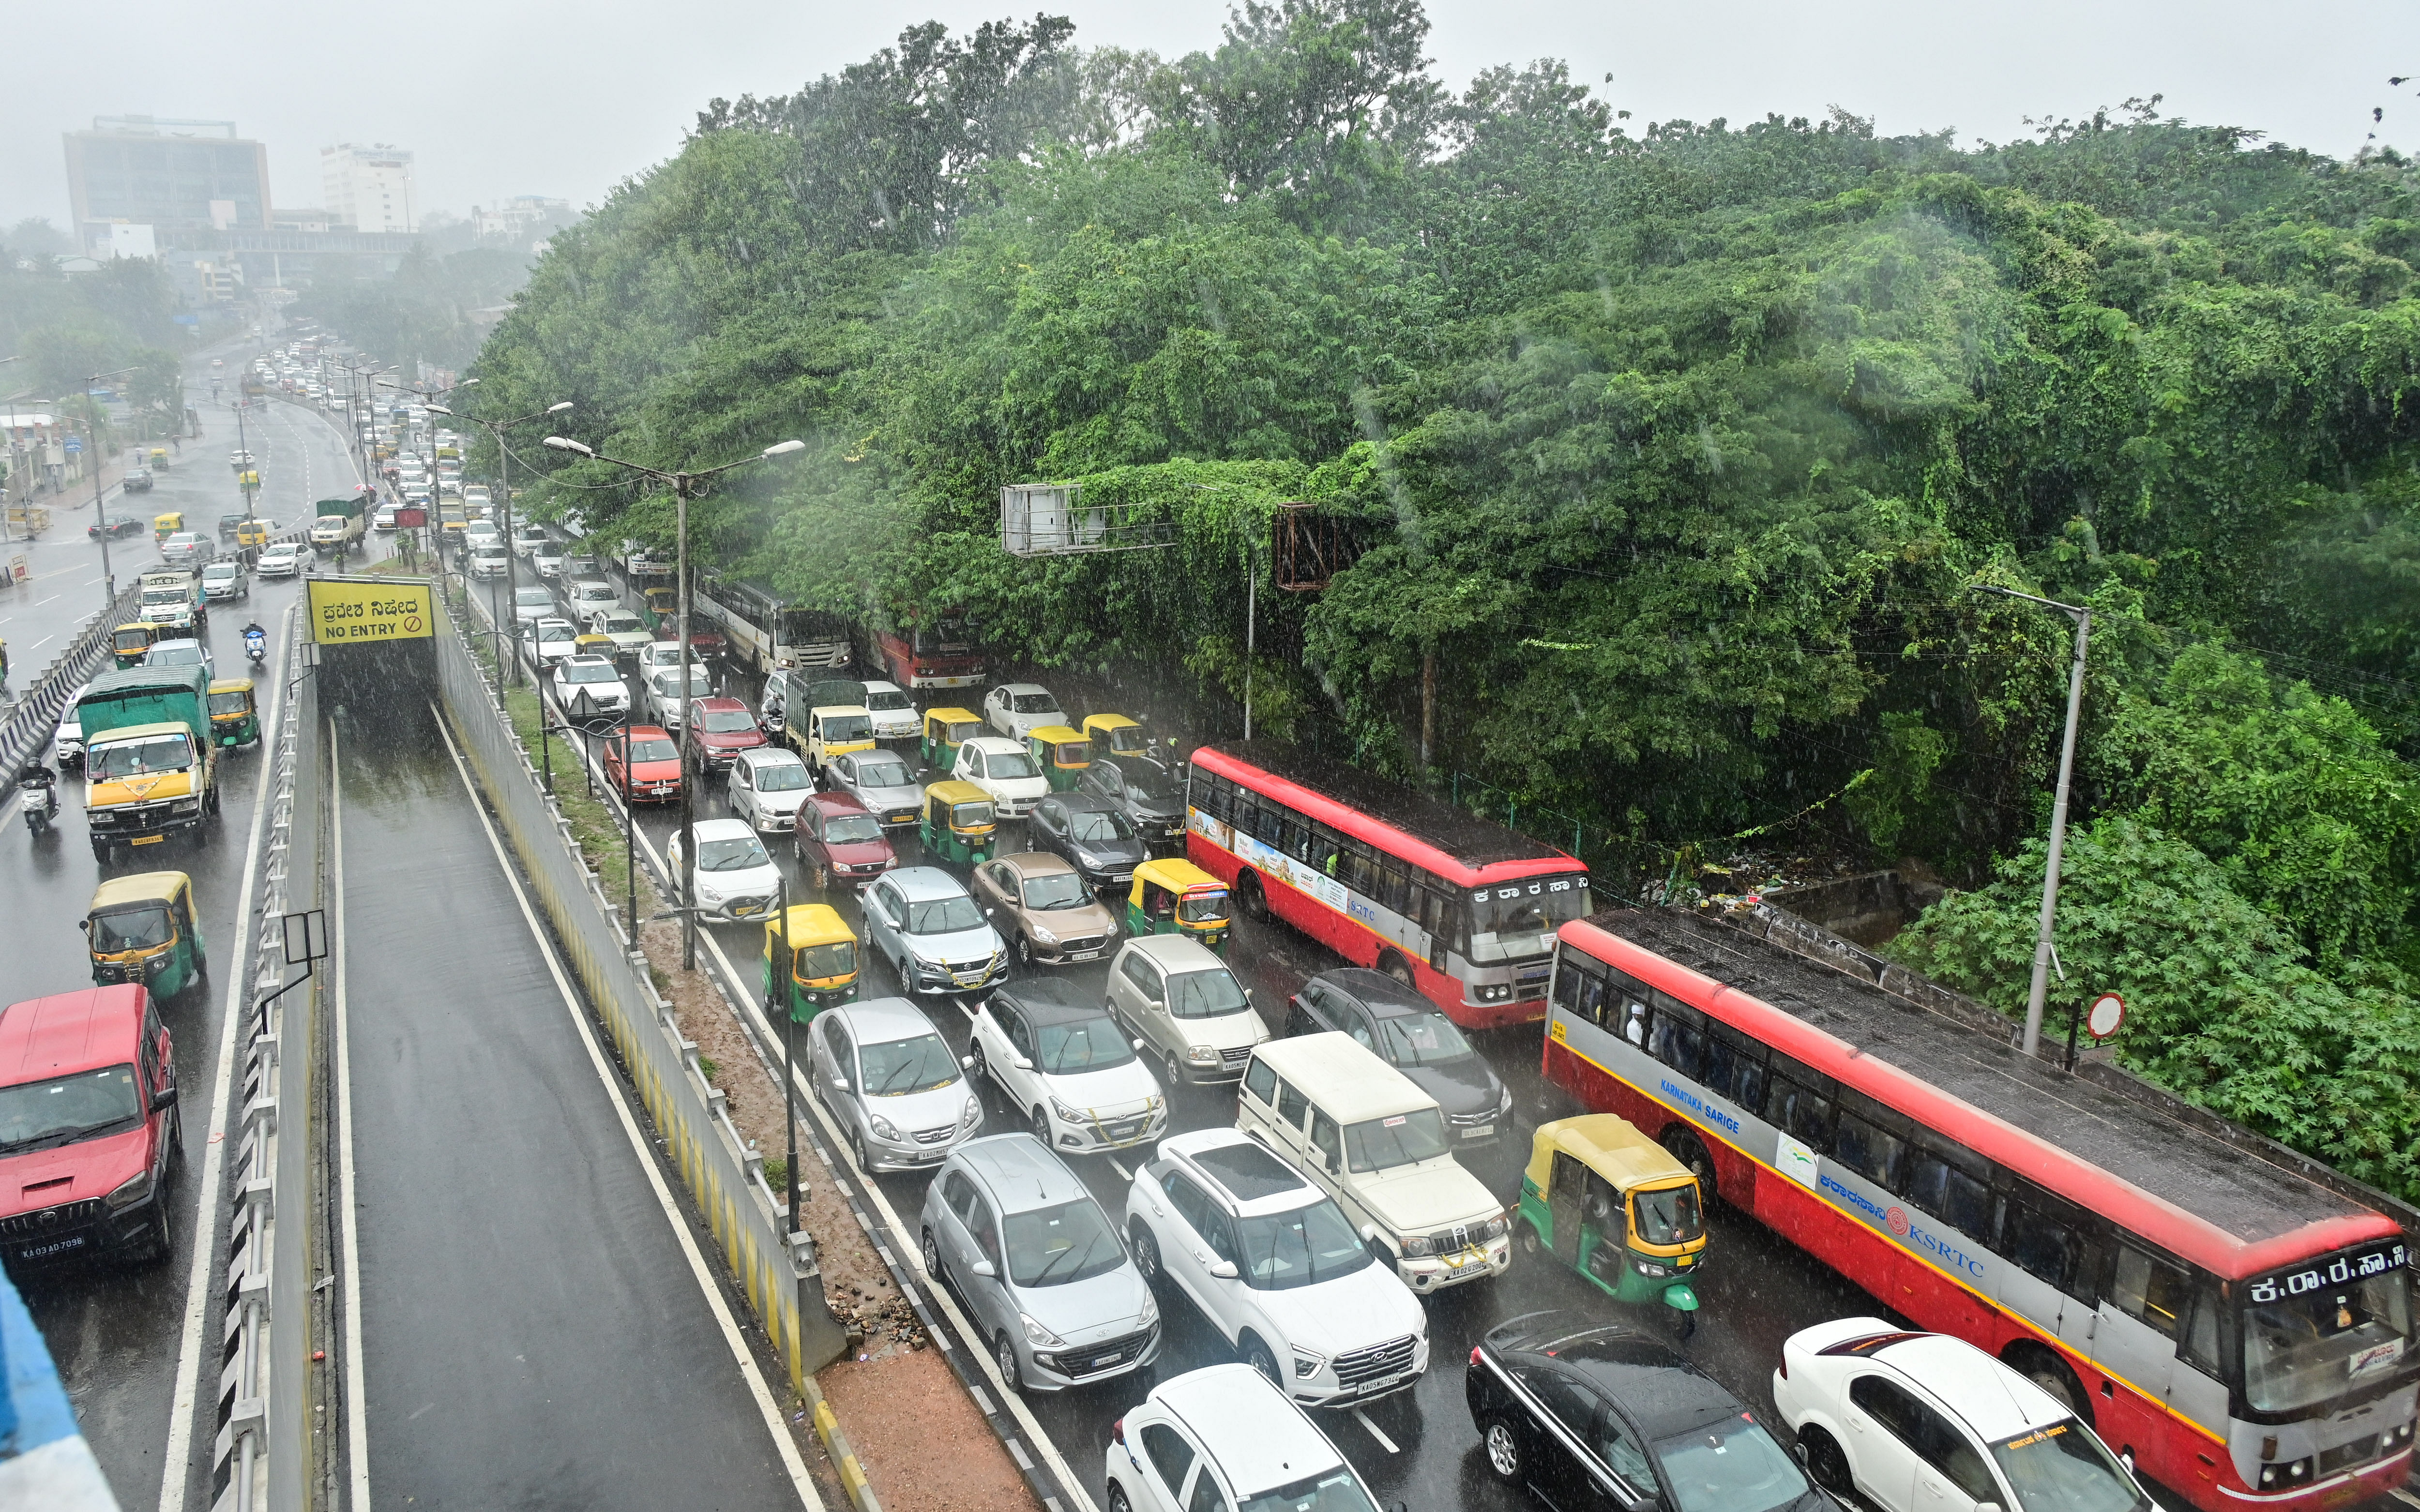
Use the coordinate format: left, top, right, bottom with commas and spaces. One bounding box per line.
309, 495, 367, 556
77, 665, 220, 862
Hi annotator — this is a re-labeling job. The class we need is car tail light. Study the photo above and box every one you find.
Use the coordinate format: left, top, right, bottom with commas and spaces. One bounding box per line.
1470, 1346, 1482, 1367
1778, 1353, 1788, 1380
1110, 1417, 1125, 1447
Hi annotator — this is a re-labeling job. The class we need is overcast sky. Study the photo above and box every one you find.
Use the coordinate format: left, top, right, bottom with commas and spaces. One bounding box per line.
2, 0, 2412, 231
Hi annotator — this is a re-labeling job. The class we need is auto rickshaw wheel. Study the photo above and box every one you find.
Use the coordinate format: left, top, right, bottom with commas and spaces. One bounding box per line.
92, 839, 110, 862
1516, 1219, 1542, 1257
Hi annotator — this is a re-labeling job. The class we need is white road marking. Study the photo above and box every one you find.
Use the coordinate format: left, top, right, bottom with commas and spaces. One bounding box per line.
429, 706, 823, 1509
156, 606, 290, 1512
1106, 1157, 1132, 1182
1353, 1408, 1399, 1454
28, 635, 53, 650
329, 730, 374, 1512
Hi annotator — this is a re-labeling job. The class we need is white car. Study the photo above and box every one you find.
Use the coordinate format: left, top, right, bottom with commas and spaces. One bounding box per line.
372, 505, 399, 532
464, 485, 495, 515
512, 586, 557, 626
1104, 936, 1267, 1089
523, 618, 581, 668
859, 679, 919, 741
638, 640, 687, 674
970, 979, 1166, 1158
532, 545, 566, 579
954, 734, 1049, 819
511, 523, 547, 556
468, 542, 510, 580
1105, 1366, 1388, 1512
1121, 1130, 1428, 1407
1773, 1319, 2151, 1512
666, 818, 783, 923
727, 747, 815, 833
985, 681, 1065, 741
53, 683, 91, 769
551, 654, 629, 716
565, 578, 619, 618
255, 542, 303, 578
645, 665, 713, 730
461, 518, 501, 546
589, 609, 654, 662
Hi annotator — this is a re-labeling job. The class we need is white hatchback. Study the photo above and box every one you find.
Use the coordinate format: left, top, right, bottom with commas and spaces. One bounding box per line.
666, 818, 783, 923
985, 681, 1064, 741
1105, 1365, 1386, 1512
727, 747, 815, 833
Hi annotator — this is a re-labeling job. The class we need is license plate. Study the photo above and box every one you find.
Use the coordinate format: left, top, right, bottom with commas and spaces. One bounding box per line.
1106, 1123, 1141, 1141
1361, 1372, 1406, 1395
133, 834, 165, 846
1463, 1124, 1493, 1139
18, 1235, 86, 1259
909, 1149, 943, 1163
1068, 950, 1099, 962
1092, 1352, 1122, 1368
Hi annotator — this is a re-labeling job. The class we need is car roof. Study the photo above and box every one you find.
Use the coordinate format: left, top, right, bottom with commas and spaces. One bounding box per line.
559, 653, 612, 666
1488, 1313, 1748, 1439
890, 866, 971, 901
997, 850, 1077, 878
623, 724, 672, 739
957, 1134, 1089, 1210
694, 696, 745, 711
1152, 1365, 1343, 1492
745, 746, 805, 766
1851, 1331, 2067, 1441
998, 682, 1050, 696
1120, 934, 1227, 971
1309, 968, 1433, 1017
827, 995, 939, 1043
963, 734, 1026, 755
0, 986, 146, 1086
1042, 792, 1119, 815
807, 790, 871, 817
992, 976, 1110, 1026
1173, 1133, 1320, 1214
1249, 1034, 1434, 1122
686, 817, 757, 841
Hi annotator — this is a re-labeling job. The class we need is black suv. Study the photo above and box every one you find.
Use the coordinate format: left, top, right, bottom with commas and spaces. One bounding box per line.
1074, 753, 1187, 848
1284, 967, 1512, 1144
123, 467, 154, 492
1026, 792, 1149, 891
1468, 1311, 1832, 1512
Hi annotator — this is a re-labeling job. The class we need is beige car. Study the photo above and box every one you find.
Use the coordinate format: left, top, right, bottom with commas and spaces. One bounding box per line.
967, 853, 1119, 969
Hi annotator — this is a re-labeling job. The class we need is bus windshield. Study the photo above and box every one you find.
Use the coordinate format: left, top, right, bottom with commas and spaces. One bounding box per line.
2242, 1249, 2416, 1412
1466, 874, 1592, 964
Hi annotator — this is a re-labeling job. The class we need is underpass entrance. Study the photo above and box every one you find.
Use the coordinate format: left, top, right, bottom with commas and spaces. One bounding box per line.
308, 575, 438, 721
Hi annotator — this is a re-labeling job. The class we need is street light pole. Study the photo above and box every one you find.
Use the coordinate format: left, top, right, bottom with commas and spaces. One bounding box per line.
85, 365, 137, 606
1972, 584, 2092, 1059
771, 874, 800, 1233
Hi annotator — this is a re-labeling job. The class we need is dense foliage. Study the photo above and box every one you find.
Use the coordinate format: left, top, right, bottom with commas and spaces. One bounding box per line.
0, 227, 192, 445
460, 4, 2420, 1194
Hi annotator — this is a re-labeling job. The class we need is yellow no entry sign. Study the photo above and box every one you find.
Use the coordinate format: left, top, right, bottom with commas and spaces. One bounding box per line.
307, 578, 434, 645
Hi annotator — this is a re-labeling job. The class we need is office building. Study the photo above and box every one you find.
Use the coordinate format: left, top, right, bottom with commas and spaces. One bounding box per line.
321, 144, 417, 234
63, 116, 271, 248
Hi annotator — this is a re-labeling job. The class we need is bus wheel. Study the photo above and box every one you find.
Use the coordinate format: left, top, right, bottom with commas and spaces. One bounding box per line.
1660, 1128, 1719, 1207
2005, 1344, 2093, 1428
1237, 871, 1267, 922
1377, 951, 1415, 989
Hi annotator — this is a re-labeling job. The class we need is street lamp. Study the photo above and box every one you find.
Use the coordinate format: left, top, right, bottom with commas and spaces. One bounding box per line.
433, 398, 571, 688
542, 433, 804, 968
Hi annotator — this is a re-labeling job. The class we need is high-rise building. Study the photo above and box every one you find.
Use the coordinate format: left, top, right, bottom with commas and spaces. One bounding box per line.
320, 144, 417, 233
62, 116, 272, 248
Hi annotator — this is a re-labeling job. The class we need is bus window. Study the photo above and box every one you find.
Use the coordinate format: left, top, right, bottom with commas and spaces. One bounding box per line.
1770, 1071, 1834, 1149
1998, 1191, 2086, 1292
2178, 1282, 2225, 1377
1647, 1006, 1705, 1080
1374, 858, 1409, 914
1701, 1023, 1770, 1115
2111, 1245, 2193, 1339
1830, 1110, 1908, 1192
1909, 1153, 1991, 1237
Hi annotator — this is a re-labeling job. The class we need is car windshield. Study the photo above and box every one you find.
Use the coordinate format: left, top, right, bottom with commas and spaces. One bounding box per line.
824, 814, 885, 845
857, 1032, 958, 1096
698, 709, 757, 733
1633, 1183, 1705, 1245
1011, 693, 1059, 714
793, 942, 857, 981
823, 714, 874, 743
1035, 1015, 1134, 1074
985, 750, 1040, 779
0, 1065, 145, 1155
907, 895, 984, 935
1988, 1421, 2144, 1512
1237, 1467, 1379, 1512
209, 691, 248, 715
1234, 1198, 1375, 1290
91, 904, 174, 952
2243, 1253, 2416, 1412
1168, 968, 1250, 1020
560, 662, 619, 683
756, 762, 810, 792
627, 739, 677, 764
1374, 1008, 1473, 1066
1179, 891, 1227, 924
1653, 1415, 1812, 1512
1022, 872, 1091, 910
91, 734, 194, 779
1003, 1197, 1125, 1287
1126, 766, 1180, 802
1069, 808, 1136, 845
864, 689, 912, 711
858, 756, 913, 788
1466, 874, 1592, 964
517, 589, 553, 605
203, 565, 235, 581
696, 835, 769, 872
1344, 1107, 1450, 1172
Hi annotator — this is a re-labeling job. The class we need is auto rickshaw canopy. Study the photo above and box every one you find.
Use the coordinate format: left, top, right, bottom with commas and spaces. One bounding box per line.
1027, 725, 1089, 770
763, 904, 859, 985
574, 632, 616, 657
1522, 1114, 1695, 1206
1129, 858, 1228, 923
924, 779, 995, 833
924, 708, 982, 748
1083, 713, 1150, 757
153, 511, 185, 537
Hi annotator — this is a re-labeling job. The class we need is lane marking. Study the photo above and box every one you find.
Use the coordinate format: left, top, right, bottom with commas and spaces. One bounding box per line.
429, 705, 822, 1509
1353, 1408, 1399, 1454
156, 605, 290, 1512
329, 731, 373, 1512
1106, 1157, 1132, 1182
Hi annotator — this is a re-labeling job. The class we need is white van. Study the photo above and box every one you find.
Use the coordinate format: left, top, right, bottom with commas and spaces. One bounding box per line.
1237, 1033, 1510, 1296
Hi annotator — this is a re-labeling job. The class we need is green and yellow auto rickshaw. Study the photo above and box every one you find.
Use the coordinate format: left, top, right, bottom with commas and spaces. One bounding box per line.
920, 779, 997, 866
921, 707, 983, 773
1082, 712, 1154, 762
148, 446, 170, 471
207, 679, 259, 747
112, 621, 161, 668
1025, 724, 1091, 792
761, 904, 860, 1024
1517, 1113, 1708, 1332
1126, 858, 1231, 953
82, 871, 208, 1001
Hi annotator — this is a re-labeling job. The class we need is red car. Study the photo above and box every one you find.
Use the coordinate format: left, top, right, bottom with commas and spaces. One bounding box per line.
0, 985, 180, 1268
793, 791, 897, 891
655, 613, 726, 660
604, 725, 683, 803
686, 696, 767, 775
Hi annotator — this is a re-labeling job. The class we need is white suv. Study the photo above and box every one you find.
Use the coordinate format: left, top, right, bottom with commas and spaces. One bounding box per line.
1125, 1130, 1426, 1408
954, 734, 1050, 818
1106, 1364, 1388, 1512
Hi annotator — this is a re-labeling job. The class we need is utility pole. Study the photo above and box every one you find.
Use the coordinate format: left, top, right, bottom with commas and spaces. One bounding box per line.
1972, 584, 2092, 1059
431, 397, 570, 688
85, 365, 137, 606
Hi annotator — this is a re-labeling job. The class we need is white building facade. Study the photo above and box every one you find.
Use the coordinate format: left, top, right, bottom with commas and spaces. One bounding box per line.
320, 143, 417, 233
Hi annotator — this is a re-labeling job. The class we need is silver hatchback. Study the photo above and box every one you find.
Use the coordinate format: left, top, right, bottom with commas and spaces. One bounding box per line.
809, 997, 982, 1173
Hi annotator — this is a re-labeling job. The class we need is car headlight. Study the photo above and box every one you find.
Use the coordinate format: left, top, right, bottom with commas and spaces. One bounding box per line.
963, 1095, 981, 1126
1020, 1313, 1065, 1348
106, 1169, 153, 1211
1482, 1213, 1510, 1241
1145, 1094, 1163, 1113
1186, 1045, 1219, 1065
1139, 1295, 1159, 1328
1049, 1097, 1083, 1124
1399, 1234, 1436, 1258
1030, 923, 1057, 944
869, 1115, 899, 1141
1292, 1346, 1326, 1379
1498, 1086, 1514, 1116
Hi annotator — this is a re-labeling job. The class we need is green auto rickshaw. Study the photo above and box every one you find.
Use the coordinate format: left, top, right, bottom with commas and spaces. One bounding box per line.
1126, 857, 1231, 953
761, 904, 860, 1024
921, 707, 983, 773
207, 679, 260, 747
1083, 712, 1152, 761
1025, 724, 1091, 792
920, 779, 997, 866
1517, 1113, 1708, 1332
112, 621, 161, 668
83, 871, 208, 1001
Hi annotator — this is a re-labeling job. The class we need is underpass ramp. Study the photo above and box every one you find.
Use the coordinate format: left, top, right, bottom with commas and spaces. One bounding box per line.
307, 575, 438, 715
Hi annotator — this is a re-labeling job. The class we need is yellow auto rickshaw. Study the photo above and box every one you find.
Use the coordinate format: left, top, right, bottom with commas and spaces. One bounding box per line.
642, 585, 679, 629
1516, 1114, 1708, 1331
1083, 712, 1153, 761
148, 446, 170, 470
152, 511, 185, 544
920, 779, 997, 866
1025, 724, 1091, 792
760, 904, 860, 1024
574, 631, 617, 662
112, 621, 161, 667
1126, 858, 1231, 953
921, 707, 983, 773
207, 679, 260, 747
82, 871, 208, 1001
235, 519, 270, 549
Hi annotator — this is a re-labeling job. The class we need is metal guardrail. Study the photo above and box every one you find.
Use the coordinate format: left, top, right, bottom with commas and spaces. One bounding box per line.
0, 583, 138, 777
430, 596, 848, 1396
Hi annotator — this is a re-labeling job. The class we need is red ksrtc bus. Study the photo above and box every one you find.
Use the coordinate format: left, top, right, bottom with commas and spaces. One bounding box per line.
1184, 742, 1590, 1029
876, 610, 983, 690
1544, 905, 2418, 1512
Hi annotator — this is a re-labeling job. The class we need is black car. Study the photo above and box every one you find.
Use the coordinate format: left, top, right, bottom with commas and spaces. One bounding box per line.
1469, 1312, 1833, 1512
1027, 792, 1149, 890
89, 514, 144, 540
122, 468, 153, 492
216, 513, 249, 540
1285, 967, 1512, 1144
1074, 753, 1187, 847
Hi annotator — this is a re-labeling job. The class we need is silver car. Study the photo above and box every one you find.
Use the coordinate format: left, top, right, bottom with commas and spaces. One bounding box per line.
809, 997, 983, 1174
824, 748, 923, 833
862, 867, 1007, 997
918, 1134, 1158, 1393
727, 747, 814, 833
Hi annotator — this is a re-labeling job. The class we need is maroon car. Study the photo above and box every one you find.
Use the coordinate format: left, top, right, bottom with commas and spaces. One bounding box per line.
794, 791, 897, 892
686, 696, 767, 774
655, 613, 726, 660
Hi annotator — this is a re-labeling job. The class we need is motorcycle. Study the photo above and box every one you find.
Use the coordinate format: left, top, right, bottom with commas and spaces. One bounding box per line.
19, 773, 58, 836
243, 624, 268, 667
